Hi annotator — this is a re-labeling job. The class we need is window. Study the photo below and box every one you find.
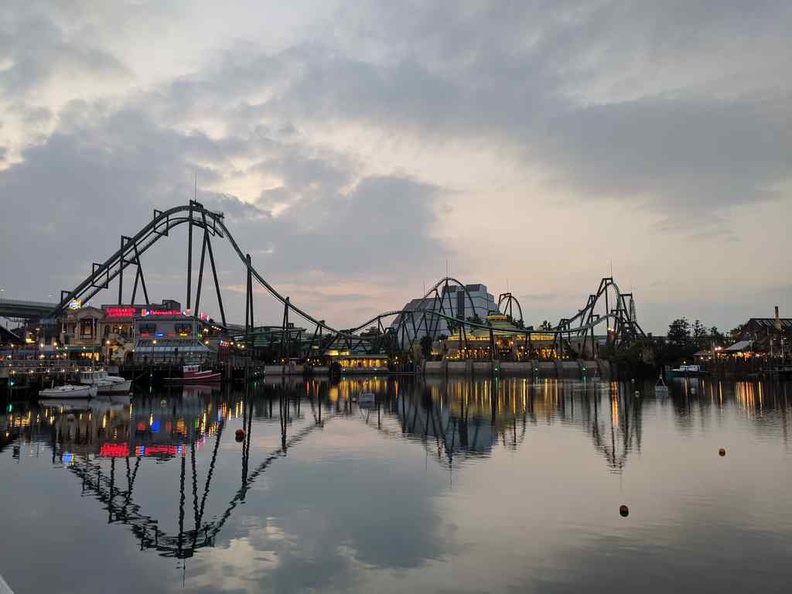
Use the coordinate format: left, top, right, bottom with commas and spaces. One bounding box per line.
139, 322, 157, 335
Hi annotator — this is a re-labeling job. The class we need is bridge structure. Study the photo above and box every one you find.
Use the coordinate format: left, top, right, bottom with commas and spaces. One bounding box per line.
10, 201, 645, 359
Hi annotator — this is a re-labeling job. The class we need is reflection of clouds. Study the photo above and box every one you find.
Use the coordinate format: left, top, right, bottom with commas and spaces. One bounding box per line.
185, 417, 454, 591
187, 533, 281, 593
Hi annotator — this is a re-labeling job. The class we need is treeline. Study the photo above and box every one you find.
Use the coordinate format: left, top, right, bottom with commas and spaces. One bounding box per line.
655, 318, 737, 366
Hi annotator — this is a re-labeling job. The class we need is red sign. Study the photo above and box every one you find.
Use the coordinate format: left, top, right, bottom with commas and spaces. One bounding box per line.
100, 442, 130, 457
105, 307, 138, 317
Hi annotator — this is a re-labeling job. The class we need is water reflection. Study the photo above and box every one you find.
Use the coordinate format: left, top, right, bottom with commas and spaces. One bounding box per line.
1, 377, 790, 582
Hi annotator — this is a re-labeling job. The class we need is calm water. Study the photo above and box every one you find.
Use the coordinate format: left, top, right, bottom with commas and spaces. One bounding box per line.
1, 377, 791, 593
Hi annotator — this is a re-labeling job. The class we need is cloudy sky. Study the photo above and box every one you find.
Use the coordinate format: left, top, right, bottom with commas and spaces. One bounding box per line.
1, 0, 790, 333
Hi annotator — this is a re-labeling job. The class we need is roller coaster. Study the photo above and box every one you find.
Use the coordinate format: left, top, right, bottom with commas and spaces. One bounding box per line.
50, 202, 645, 358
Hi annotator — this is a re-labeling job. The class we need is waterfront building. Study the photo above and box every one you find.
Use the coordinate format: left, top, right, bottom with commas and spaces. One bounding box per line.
726, 307, 791, 357
324, 350, 390, 373
441, 313, 558, 360
133, 310, 218, 363
390, 282, 498, 347
59, 305, 105, 360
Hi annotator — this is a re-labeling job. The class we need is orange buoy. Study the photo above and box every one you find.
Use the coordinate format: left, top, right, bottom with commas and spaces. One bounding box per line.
619, 505, 629, 517
719, 448, 726, 457
235, 428, 246, 442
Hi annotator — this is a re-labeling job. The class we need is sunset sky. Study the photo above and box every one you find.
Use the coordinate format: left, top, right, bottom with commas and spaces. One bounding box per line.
1, 0, 790, 333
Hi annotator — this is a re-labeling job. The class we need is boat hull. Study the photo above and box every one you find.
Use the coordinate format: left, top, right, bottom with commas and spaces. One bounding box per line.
669, 370, 709, 378
39, 384, 98, 398
163, 371, 222, 383
96, 379, 133, 394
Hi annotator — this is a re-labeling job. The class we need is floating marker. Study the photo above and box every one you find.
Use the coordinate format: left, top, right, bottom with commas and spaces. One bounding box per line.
235, 428, 246, 442
619, 505, 629, 517
719, 448, 726, 457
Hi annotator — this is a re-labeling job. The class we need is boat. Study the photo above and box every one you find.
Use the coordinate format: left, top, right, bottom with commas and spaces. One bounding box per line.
163, 364, 222, 384
669, 364, 708, 377
39, 384, 98, 398
357, 392, 376, 409
78, 369, 132, 394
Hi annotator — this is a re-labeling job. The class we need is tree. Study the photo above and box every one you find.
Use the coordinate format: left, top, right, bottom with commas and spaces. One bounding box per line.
709, 326, 727, 348
663, 318, 696, 364
692, 319, 708, 349
419, 335, 434, 359
667, 318, 691, 347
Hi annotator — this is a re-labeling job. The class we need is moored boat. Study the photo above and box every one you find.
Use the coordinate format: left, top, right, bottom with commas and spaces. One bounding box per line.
669, 364, 708, 377
164, 364, 222, 384
78, 370, 133, 394
39, 384, 98, 398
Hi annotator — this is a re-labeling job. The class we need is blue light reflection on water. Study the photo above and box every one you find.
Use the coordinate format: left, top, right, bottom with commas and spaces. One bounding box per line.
0, 377, 791, 593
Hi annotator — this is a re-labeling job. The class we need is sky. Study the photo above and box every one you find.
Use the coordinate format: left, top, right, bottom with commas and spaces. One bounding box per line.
1, 0, 791, 334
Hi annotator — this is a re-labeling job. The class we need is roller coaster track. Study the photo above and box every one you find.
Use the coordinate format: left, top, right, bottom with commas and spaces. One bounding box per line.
51, 202, 645, 356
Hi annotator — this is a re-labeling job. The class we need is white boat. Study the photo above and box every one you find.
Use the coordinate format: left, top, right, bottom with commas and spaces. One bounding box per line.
39, 384, 98, 398
78, 370, 132, 394
669, 364, 708, 377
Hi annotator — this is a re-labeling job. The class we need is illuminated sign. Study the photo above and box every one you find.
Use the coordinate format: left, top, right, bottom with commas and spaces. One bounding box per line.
67, 299, 82, 310
141, 309, 185, 317
105, 307, 137, 317
100, 442, 130, 457
134, 445, 186, 457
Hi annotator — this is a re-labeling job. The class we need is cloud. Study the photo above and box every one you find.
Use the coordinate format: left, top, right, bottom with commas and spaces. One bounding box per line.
0, 91, 445, 326
1, 0, 791, 331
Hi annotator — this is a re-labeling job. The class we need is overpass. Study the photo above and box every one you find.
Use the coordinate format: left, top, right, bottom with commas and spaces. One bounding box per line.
0, 298, 58, 321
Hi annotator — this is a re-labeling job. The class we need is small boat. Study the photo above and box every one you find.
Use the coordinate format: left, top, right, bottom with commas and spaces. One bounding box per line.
357, 392, 376, 409
78, 370, 132, 394
164, 364, 222, 384
669, 364, 708, 377
39, 384, 98, 398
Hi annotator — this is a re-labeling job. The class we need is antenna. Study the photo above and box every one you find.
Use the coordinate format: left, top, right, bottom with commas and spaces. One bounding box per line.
445, 259, 449, 279
609, 260, 613, 279
194, 171, 197, 202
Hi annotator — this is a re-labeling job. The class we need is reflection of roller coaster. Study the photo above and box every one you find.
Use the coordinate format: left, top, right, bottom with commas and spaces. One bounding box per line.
64, 394, 328, 560
352, 379, 642, 472
50, 202, 645, 357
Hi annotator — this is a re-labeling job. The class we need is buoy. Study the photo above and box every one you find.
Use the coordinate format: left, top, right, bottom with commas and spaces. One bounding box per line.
719, 448, 726, 457
619, 505, 629, 517
235, 428, 246, 442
